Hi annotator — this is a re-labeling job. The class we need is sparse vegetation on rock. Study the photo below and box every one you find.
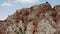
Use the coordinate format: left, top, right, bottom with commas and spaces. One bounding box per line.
0, 2, 60, 34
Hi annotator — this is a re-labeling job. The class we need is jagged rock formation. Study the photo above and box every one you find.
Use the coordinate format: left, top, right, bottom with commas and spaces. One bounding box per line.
0, 2, 60, 34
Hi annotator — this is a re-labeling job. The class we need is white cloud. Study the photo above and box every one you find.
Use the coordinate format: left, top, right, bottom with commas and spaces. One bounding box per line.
1, 2, 12, 7
0, 18, 5, 20
15, 0, 39, 3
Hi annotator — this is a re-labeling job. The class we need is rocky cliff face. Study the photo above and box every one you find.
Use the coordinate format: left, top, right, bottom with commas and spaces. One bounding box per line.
0, 2, 60, 34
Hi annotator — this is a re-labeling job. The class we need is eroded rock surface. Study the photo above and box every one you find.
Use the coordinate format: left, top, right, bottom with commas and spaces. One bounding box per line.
0, 2, 60, 34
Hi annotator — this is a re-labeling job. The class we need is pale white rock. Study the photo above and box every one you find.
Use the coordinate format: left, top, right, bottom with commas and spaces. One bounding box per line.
25, 22, 34, 34
37, 18, 56, 34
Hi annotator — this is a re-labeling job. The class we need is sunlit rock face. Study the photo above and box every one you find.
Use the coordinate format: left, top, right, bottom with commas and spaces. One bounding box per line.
37, 18, 56, 34
0, 2, 60, 34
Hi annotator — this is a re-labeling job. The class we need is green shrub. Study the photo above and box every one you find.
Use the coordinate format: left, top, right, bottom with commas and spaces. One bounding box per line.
17, 32, 19, 34
19, 27, 22, 33
54, 31, 57, 34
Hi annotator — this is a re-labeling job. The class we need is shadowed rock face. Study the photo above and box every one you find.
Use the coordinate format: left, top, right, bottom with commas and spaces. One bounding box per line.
0, 2, 60, 34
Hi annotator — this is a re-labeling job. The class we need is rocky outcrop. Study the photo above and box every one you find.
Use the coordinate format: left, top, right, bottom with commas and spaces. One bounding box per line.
0, 2, 60, 34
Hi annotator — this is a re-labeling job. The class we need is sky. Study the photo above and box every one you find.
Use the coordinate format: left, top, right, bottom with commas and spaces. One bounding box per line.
0, 0, 60, 20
